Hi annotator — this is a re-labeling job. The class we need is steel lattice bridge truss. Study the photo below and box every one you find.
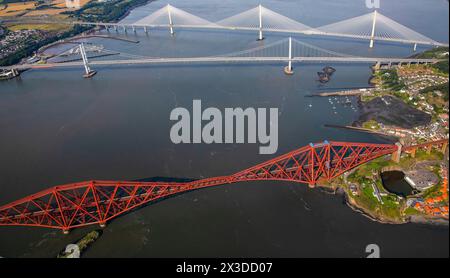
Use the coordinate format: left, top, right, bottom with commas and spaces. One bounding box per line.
0, 139, 447, 232
73, 4, 447, 47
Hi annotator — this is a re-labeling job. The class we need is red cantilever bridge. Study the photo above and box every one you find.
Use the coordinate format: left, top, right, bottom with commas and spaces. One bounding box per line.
0, 139, 447, 233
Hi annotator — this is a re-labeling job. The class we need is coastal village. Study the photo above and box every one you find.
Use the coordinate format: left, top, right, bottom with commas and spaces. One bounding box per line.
410, 169, 448, 218
358, 63, 449, 144
0, 0, 147, 67
326, 48, 449, 224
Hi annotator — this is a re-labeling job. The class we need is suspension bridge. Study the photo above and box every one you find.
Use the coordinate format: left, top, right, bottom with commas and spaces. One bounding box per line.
0, 139, 447, 233
2, 37, 441, 77
69, 4, 447, 48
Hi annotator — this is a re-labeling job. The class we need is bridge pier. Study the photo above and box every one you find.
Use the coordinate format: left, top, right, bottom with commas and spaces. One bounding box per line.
391, 142, 403, 163
409, 148, 416, 158
441, 141, 448, 154
284, 65, 294, 75
114, 25, 118, 32
413, 43, 417, 52
132, 25, 136, 33
373, 61, 381, 70
123, 25, 127, 33
426, 145, 432, 154
144, 26, 148, 33
257, 30, 264, 41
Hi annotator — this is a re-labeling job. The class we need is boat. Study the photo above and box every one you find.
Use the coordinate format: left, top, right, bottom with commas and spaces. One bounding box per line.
83, 70, 97, 78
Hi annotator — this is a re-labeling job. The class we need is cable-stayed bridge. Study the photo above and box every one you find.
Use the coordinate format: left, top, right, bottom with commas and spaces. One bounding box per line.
69, 4, 447, 48
2, 37, 441, 77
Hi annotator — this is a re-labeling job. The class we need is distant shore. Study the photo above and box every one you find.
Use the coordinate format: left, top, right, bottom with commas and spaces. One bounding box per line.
117, 0, 155, 22
1, 0, 154, 67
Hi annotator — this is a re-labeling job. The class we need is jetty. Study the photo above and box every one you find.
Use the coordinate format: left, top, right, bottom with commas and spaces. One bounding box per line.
306, 88, 374, 97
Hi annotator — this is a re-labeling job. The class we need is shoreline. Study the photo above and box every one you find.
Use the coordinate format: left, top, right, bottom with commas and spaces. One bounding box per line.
113, 0, 154, 23
44, 0, 154, 50
4, 6, 448, 228
2, 0, 153, 67
317, 184, 449, 226
38, 34, 139, 55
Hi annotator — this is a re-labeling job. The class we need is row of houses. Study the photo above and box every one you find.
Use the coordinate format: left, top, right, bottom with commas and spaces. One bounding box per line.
410, 173, 449, 218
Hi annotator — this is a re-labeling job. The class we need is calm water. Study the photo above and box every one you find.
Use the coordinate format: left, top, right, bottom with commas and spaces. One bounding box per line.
0, 0, 448, 257
381, 171, 415, 197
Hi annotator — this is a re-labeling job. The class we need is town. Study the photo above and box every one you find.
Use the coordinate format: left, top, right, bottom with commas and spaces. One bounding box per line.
324, 47, 449, 224
0, 0, 148, 66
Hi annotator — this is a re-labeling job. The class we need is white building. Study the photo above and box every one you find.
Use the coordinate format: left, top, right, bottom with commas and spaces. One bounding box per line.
65, 0, 81, 8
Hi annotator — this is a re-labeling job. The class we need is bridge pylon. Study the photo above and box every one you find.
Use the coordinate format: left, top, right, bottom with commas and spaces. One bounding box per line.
284, 37, 294, 75
167, 4, 175, 35
257, 4, 265, 41
391, 142, 403, 163
369, 10, 378, 48
80, 43, 96, 78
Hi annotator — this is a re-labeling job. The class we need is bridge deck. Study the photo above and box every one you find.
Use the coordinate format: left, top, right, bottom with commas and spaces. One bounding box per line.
74, 22, 448, 47
1, 57, 440, 71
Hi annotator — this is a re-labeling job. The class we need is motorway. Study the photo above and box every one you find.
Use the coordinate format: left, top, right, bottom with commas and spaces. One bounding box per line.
0, 57, 440, 71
